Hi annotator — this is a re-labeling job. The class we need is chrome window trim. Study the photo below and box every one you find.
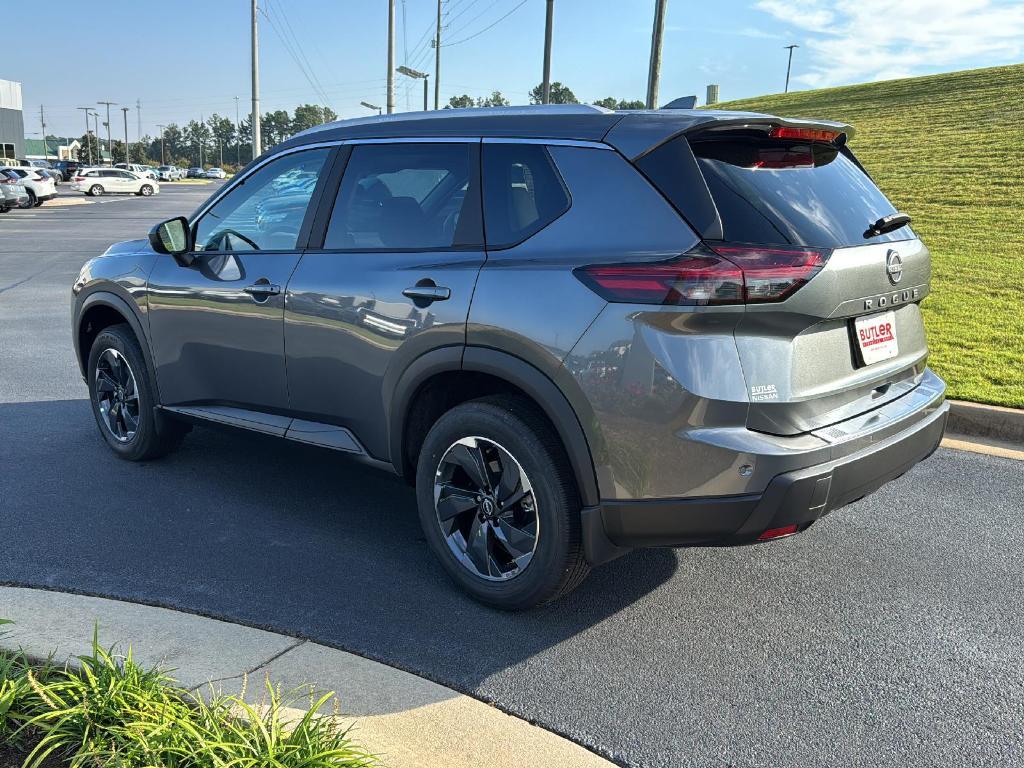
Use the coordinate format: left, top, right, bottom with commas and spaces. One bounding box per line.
344, 136, 481, 145
482, 137, 611, 150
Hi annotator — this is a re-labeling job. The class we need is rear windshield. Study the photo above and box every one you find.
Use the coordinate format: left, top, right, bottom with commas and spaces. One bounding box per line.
643, 130, 912, 248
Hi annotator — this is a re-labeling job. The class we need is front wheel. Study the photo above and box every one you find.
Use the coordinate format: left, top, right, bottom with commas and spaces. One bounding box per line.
415, 396, 590, 610
138, 184, 154, 196
88, 184, 104, 197
87, 324, 188, 461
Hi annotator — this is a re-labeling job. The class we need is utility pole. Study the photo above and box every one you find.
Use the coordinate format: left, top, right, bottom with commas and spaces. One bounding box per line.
541, 0, 554, 103
646, 0, 668, 109
121, 107, 130, 164
39, 106, 47, 162
199, 113, 205, 168
98, 101, 116, 165
251, 0, 262, 158
77, 108, 93, 164
156, 125, 166, 165
233, 96, 241, 165
433, 0, 442, 109
136, 99, 142, 143
784, 44, 799, 93
387, 0, 396, 114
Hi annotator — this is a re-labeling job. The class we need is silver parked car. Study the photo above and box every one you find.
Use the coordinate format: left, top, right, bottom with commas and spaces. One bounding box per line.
71, 106, 947, 609
0, 169, 30, 211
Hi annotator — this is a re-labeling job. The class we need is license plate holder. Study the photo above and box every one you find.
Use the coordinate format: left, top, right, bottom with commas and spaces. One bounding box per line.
853, 310, 898, 366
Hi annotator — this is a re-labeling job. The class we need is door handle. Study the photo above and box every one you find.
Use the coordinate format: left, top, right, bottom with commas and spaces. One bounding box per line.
402, 285, 451, 303
243, 282, 281, 297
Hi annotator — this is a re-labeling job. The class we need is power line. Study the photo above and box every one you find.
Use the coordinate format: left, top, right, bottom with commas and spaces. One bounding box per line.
260, 2, 333, 108
445, 0, 530, 46
267, 0, 335, 110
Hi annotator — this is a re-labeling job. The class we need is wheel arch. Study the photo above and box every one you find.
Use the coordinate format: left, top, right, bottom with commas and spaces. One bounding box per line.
75, 291, 160, 403
388, 346, 600, 509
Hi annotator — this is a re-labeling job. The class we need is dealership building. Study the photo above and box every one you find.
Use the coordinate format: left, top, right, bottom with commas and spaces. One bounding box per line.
0, 79, 25, 161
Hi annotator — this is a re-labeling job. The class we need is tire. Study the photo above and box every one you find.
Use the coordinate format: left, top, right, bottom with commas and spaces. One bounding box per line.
87, 324, 188, 461
415, 395, 590, 610
88, 184, 104, 197
19, 190, 35, 209
138, 184, 154, 196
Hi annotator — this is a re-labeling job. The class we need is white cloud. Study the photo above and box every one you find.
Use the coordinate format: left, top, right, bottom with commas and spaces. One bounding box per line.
753, 0, 1024, 88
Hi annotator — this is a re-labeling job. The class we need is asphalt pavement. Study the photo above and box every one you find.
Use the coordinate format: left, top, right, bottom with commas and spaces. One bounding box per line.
1, 184, 1022, 767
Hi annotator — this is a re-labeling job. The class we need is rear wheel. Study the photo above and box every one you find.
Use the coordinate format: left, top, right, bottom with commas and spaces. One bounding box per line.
415, 396, 590, 610
138, 184, 154, 196
87, 324, 188, 461
88, 184, 104, 197
19, 190, 35, 209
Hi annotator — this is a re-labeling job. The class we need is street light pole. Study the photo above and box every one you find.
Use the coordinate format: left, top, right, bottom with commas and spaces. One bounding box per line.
396, 66, 429, 112
360, 101, 382, 115
387, 0, 396, 114
98, 101, 116, 165
121, 107, 130, 164
541, 0, 554, 103
156, 125, 166, 165
784, 44, 799, 93
77, 107, 92, 164
91, 112, 101, 163
234, 96, 241, 165
646, 0, 668, 109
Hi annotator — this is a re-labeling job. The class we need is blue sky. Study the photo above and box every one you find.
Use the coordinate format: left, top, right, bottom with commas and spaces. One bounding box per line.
6, 0, 1023, 140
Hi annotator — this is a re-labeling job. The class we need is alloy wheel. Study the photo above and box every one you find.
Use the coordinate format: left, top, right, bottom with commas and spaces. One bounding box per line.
433, 436, 539, 581
94, 348, 140, 443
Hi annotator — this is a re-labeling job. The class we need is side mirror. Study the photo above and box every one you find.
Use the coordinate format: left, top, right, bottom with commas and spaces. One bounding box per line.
149, 216, 195, 266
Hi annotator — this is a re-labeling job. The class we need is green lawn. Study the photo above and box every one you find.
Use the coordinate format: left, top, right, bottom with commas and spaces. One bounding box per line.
712, 63, 1024, 408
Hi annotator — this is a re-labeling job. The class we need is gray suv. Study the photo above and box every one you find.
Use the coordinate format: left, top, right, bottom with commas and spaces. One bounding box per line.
72, 106, 948, 610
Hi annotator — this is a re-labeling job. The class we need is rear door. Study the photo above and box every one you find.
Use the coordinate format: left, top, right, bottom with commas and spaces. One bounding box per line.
638, 126, 927, 435
147, 146, 334, 414
284, 140, 485, 459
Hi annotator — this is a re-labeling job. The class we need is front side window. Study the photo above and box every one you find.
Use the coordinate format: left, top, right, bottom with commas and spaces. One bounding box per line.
482, 143, 570, 249
194, 148, 329, 252
324, 143, 473, 250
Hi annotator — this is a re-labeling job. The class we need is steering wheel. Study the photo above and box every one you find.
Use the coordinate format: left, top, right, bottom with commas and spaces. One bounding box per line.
206, 229, 260, 252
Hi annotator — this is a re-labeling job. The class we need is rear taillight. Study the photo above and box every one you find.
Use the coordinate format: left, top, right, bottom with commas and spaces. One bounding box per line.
74, 176, 85, 182
0, 178, 13, 184
574, 243, 829, 306
769, 126, 840, 143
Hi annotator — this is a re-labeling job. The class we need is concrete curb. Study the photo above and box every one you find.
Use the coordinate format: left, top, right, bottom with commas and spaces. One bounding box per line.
0, 586, 613, 768
946, 399, 1024, 445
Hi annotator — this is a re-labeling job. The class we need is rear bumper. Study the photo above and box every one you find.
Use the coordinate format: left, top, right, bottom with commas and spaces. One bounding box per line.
583, 390, 948, 564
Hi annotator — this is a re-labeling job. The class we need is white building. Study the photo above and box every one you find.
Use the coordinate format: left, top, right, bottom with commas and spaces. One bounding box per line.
0, 79, 25, 161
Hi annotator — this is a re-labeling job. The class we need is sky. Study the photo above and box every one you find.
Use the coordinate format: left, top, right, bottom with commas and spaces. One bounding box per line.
4, 0, 1023, 141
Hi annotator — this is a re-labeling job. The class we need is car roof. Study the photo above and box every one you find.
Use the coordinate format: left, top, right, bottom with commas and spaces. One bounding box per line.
279, 104, 854, 160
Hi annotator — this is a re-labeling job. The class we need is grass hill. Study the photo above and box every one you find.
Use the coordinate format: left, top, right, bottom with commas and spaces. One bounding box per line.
713, 64, 1024, 408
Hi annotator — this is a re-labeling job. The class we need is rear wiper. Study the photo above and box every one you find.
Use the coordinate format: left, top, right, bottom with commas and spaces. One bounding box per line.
864, 212, 912, 238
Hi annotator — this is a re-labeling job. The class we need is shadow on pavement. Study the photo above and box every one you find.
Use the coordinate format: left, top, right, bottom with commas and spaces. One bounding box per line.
0, 398, 678, 695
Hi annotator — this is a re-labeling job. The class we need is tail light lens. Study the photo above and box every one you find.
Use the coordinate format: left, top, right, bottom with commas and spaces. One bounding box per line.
74, 176, 85, 182
575, 243, 829, 306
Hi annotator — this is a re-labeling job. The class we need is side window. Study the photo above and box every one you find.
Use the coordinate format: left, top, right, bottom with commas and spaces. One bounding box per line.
482, 143, 569, 248
194, 148, 329, 253
324, 143, 474, 250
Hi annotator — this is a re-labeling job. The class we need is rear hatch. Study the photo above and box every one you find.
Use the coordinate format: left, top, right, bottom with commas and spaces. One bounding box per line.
634, 121, 929, 435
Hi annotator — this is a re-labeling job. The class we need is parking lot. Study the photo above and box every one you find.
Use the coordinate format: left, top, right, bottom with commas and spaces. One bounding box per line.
0, 184, 1022, 767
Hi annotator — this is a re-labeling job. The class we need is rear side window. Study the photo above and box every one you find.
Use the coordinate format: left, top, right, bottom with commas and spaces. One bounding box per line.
324, 143, 476, 251
642, 131, 911, 248
482, 144, 569, 248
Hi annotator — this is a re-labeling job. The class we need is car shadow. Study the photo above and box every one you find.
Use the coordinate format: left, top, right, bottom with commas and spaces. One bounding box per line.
0, 398, 678, 699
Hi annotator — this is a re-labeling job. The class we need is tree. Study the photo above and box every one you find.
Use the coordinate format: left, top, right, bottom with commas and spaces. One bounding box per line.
260, 110, 292, 148
292, 104, 337, 134
593, 97, 646, 111
236, 117, 253, 165
477, 91, 510, 107
130, 138, 151, 164
75, 133, 100, 164
206, 114, 236, 166
529, 82, 578, 105
183, 120, 212, 166
161, 123, 183, 162
445, 94, 475, 109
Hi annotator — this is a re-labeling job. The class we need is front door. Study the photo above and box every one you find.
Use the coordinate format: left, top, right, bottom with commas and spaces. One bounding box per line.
284, 141, 485, 459
148, 146, 334, 412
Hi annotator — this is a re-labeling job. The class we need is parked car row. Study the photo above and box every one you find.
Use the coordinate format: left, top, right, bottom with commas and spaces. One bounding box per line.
70, 168, 159, 197
0, 166, 57, 209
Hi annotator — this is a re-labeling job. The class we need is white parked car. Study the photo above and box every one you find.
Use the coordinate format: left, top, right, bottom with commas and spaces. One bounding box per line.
0, 166, 57, 207
71, 168, 159, 197
155, 165, 182, 181
204, 167, 227, 179
115, 163, 158, 180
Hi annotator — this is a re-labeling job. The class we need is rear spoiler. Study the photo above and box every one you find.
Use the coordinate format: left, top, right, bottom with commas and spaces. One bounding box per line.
603, 110, 854, 161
